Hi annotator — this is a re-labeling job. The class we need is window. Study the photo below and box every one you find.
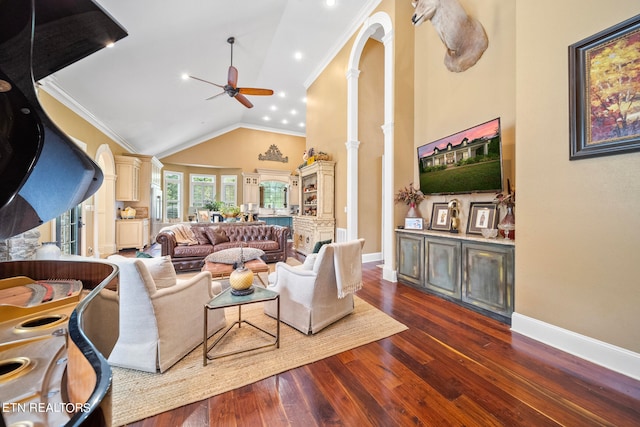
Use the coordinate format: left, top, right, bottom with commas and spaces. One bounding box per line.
164, 171, 183, 221
220, 175, 237, 206
260, 181, 288, 209
190, 174, 216, 208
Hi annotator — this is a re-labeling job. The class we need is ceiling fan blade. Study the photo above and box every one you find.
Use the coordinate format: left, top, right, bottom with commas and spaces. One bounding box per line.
235, 93, 254, 108
237, 88, 274, 96
228, 66, 238, 88
189, 75, 224, 88
205, 91, 226, 101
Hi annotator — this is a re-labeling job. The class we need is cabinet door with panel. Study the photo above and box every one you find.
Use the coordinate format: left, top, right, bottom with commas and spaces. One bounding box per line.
424, 236, 461, 298
461, 242, 514, 317
396, 233, 423, 285
115, 156, 141, 201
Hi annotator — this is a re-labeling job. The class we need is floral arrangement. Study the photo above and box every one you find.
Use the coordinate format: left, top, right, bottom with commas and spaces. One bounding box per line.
394, 183, 425, 206
494, 188, 515, 208
221, 204, 241, 217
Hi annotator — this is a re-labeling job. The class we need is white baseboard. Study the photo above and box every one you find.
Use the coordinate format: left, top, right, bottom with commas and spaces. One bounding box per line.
511, 312, 640, 381
362, 251, 381, 264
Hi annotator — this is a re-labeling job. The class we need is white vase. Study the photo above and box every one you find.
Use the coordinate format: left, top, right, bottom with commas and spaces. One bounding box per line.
36, 242, 61, 260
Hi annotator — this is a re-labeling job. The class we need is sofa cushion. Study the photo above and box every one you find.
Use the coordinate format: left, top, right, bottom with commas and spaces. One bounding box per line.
173, 244, 215, 258
205, 247, 265, 264
191, 227, 210, 245
246, 240, 279, 251
204, 227, 230, 245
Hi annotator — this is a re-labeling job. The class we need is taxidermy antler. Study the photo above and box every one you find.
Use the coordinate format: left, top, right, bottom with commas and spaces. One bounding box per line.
411, 0, 488, 72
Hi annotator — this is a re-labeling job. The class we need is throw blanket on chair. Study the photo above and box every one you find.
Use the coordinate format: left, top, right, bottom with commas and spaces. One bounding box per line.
333, 240, 363, 298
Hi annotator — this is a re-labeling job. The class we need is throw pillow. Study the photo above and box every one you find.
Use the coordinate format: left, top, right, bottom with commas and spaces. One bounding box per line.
191, 227, 210, 245
107, 255, 177, 289
302, 253, 318, 270
312, 239, 332, 254
205, 247, 265, 264
204, 227, 230, 245
136, 251, 153, 258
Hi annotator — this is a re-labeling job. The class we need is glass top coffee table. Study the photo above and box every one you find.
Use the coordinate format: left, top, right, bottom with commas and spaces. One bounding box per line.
203, 286, 280, 366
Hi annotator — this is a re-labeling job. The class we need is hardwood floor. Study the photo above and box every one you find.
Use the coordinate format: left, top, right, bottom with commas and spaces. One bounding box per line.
125, 262, 640, 426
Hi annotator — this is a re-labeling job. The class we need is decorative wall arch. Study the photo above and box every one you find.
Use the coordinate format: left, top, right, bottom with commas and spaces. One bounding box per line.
94, 144, 117, 258
346, 11, 396, 282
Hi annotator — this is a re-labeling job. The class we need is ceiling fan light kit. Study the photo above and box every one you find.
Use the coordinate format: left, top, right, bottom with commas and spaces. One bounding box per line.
188, 36, 274, 108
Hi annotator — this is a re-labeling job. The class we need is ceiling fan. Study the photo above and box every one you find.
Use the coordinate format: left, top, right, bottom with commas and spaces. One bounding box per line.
188, 36, 274, 108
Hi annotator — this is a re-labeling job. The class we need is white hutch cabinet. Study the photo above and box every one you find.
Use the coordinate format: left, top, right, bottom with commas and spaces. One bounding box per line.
292, 160, 335, 254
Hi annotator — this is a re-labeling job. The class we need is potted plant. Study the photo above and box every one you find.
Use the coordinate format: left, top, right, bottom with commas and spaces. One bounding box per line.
204, 200, 222, 212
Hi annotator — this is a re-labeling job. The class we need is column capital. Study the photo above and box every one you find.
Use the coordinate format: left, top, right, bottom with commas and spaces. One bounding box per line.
381, 122, 395, 135
346, 68, 361, 80
345, 139, 361, 150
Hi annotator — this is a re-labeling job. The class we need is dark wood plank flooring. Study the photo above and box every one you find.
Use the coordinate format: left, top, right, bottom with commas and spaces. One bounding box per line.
124, 261, 640, 426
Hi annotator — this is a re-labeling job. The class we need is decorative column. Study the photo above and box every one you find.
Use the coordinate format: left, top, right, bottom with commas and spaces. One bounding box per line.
346, 67, 361, 241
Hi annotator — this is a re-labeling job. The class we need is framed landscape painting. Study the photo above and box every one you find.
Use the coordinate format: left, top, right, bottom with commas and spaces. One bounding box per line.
569, 14, 640, 160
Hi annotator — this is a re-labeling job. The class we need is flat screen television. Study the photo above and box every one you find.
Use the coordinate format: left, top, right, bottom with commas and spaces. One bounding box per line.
417, 117, 503, 195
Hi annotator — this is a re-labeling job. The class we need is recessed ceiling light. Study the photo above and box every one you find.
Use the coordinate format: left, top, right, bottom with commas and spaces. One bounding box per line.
279, 92, 286, 98
302, 97, 307, 103
282, 119, 288, 124
326, 0, 336, 6
270, 105, 278, 111
294, 51, 303, 61
106, 42, 115, 48
263, 116, 271, 121
181, 73, 189, 80
290, 109, 297, 115
299, 122, 306, 128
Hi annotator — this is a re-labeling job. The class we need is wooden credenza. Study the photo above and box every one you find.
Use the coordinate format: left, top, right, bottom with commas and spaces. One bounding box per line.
396, 229, 515, 323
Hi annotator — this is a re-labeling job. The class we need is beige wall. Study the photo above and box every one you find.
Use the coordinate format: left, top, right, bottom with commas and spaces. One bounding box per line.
412, 0, 516, 223
161, 127, 304, 171
160, 127, 305, 220
307, 0, 416, 256
516, 0, 640, 352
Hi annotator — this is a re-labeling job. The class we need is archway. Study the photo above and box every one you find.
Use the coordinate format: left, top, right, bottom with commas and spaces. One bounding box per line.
95, 145, 117, 258
346, 11, 396, 282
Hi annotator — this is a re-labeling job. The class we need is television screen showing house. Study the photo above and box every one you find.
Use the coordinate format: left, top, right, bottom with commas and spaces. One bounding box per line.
417, 118, 503, 195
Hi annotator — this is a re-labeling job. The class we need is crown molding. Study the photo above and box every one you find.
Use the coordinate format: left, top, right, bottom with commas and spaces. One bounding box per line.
38, 76, 138, 153
304, 0, 382, 89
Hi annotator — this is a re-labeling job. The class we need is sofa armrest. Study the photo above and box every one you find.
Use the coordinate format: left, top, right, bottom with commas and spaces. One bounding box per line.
271, 225, 289, 247
156, 230, 177, 257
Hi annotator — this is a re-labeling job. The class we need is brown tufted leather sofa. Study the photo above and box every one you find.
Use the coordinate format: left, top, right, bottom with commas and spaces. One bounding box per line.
156, 223, 289, 272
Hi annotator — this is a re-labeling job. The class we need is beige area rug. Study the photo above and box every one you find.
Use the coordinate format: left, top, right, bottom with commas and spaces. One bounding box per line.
110, 295, 407, 426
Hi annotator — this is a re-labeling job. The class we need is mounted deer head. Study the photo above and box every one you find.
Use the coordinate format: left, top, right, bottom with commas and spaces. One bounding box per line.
411, 0, 488, 72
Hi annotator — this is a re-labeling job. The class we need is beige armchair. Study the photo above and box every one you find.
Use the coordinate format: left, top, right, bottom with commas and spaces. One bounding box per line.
264, 239, 365, 334
106, 255, 226, 373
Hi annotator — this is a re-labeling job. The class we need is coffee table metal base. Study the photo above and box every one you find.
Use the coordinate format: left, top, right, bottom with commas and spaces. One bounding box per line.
203, 287, 279, 366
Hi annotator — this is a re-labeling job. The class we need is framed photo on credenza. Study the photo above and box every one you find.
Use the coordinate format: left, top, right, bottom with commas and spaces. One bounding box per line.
466, 202, 498, 235
430, 203, 451, 231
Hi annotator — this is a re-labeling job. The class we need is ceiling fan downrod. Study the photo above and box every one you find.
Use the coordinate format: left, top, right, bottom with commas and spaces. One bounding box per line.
227, 36, 234, 66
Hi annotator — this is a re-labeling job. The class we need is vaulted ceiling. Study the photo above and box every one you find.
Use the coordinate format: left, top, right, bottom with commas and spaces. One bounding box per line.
40, 0, 382, 158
